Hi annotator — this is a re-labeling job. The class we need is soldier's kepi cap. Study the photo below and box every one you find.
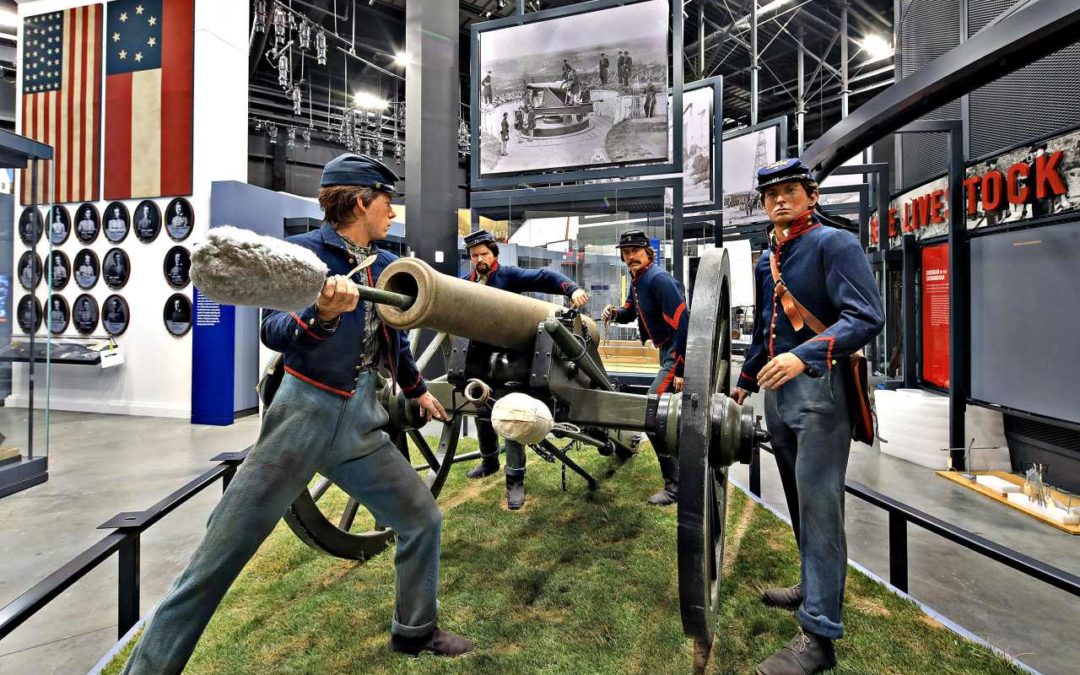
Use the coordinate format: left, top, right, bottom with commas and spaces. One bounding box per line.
464, 229, 497, 249
756, 158, 814, 192
616, 229, 651, 249
320, 153, 401, 196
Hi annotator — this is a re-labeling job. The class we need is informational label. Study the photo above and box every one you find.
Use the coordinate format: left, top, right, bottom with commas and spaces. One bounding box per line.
192, 287, 235, 425
195, 294, 221, 327
921, 243, 950, 389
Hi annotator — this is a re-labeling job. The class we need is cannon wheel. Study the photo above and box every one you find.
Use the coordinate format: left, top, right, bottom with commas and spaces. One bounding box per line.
677, 248, 732, 664
284, 334, 461, 560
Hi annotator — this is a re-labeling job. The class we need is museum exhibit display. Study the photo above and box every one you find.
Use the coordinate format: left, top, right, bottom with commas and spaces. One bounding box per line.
133, 200, 162, 243
74, 203, 101, 244
102, 248, 130, 290
48, 251, 69, 291
17, 251, 42, 291
103, 201, 131, 243
48, 295, 69, 335
73, 249, 100, 290
101, 295, 130, 337
18, 206, 43, 247
16, 295, 42, 334
163, 246, 191, 289
720, 117, 784, 227
72, 294, 99, 336
48, 204, 70, 246
165, 197, 194, 241
163, 293, 192, 336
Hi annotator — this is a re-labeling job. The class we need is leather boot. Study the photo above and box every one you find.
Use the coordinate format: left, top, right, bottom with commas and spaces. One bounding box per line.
755, 628, 836, 674
762, 584, 803, 611
466, 456, 499, 479
647, 480, 678, 505
647, 452, 679, 505
390, 628, 477, 657
506, 469, 526, 510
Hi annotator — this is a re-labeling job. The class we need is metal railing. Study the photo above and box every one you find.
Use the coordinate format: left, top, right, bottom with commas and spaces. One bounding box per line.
0, 450, 249, 642
746, 445, 1080, 597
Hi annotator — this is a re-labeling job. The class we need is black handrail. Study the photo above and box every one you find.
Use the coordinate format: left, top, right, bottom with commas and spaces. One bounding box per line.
0, 450, 248, 642
747, 445, 1080, 597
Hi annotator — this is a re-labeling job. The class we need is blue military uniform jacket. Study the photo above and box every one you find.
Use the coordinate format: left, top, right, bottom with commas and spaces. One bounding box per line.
738, 215, 884, 392
261, 224, 427, 399
612, 261, 689, 378
462, 260, 580, 298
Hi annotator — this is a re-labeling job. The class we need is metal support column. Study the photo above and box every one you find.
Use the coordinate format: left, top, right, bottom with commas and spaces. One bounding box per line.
750, 0, 759, 125
902, 234, 918, 388
840, 1, 850, 118
117, 536, 140, 639
405, 0, 459, 276
797, 25, 806, 154
698, 3, 705, 80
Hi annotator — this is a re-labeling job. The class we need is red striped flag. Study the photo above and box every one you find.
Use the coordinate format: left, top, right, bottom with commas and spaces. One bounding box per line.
104, 0, 193, 200
20, 5, 103, 205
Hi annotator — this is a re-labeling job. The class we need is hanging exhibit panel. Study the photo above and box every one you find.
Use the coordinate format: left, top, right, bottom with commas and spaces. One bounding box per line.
721, 117, 786, 227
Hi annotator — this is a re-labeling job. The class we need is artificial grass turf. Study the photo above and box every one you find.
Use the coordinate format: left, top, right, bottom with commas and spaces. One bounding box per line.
105, 437, 1023, 674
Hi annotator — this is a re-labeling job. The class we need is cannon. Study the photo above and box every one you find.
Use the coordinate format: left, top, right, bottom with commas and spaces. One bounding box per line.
282, 247, 765, 660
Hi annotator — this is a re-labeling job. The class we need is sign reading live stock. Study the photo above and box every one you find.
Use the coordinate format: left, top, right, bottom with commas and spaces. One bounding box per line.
920, 243, 950, 390
870, 126, 1080, 247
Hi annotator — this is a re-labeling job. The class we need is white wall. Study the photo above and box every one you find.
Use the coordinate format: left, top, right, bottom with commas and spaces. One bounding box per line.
10, 0, 248, 418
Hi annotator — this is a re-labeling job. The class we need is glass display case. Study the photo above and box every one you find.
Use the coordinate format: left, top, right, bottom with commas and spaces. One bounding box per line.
0, 129, 54, 499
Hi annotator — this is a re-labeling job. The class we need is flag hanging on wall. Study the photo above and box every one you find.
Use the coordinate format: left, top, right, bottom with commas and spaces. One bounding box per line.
104, 0, 194, 200
20, 4, 103, 205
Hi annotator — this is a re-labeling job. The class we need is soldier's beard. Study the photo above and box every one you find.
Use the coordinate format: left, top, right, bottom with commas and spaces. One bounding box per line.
475, 262, 490, 274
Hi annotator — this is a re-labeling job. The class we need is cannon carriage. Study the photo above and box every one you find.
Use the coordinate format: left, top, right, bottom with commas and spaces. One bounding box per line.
283, 247, 766, 659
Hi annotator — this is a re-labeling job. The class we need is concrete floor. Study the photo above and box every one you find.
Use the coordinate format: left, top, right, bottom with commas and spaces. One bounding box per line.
0, 403, 1077, 674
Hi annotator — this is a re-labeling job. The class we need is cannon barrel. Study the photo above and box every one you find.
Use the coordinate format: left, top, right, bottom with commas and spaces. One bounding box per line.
373, 257, 599, 350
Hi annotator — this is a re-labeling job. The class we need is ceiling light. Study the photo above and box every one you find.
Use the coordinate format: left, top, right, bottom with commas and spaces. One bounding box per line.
859, 34, 894, 62
354, 91, 388, 111
734, 0, 793, 29
0, 10, 18, 28
393, 50, 409, 66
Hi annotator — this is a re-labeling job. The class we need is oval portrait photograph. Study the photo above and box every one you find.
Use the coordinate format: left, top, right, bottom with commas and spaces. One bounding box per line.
18, 251, 43, 290
49, 295, 70, 334
75, 203, 101, 244
102, 295, 130, 336
103, 248, 131, 290
163, 293, 193, 337
104, 202, 131, 243
17, 295, 42, 334
49, 250, 71, 291
19, 207, 44, 247
73, 294, 100, 335
49, 205, 71, 246
133, 200, 161, 243
164, 246, 191, 289
165, 198, 193, 241
74, 249, 100, 290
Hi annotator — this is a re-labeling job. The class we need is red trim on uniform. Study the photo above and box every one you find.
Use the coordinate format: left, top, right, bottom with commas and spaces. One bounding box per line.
776, 211, 819, 242
663, 302, 686, 329
809, 335, 836, 369
284, 366, 354, 398
290, 312, 326, 342
656, 367, 676, 395
623, 300, 633, 309
740, 371, 757, 383
402, 372, 424, 393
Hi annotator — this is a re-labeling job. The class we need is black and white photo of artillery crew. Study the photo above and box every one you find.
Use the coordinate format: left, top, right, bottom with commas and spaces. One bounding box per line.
682, 86, 713, 206
73, 294, 99, 335
477, 0, 669, 176
103, 248, 131, 290
76, 203, 101, 244
134, 200, 162, 243
104, 202, 130, 243
722, 126, 779, 226
102, 295, 130, 336
75, 249, 100, 289
50, 205, 71, 246
165, 197, 194, 241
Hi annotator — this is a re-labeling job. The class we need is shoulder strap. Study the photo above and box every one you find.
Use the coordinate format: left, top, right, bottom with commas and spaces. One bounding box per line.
768, 250, 828, 335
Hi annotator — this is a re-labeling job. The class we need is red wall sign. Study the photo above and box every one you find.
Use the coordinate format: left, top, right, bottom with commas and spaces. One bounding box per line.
921, 243, 950, 389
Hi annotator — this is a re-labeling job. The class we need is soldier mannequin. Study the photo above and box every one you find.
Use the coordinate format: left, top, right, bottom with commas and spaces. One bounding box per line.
602, 230, 688, 505
461, 229, 588, 510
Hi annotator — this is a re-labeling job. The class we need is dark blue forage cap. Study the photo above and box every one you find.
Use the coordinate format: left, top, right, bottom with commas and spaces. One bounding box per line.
320, 153, 401, 195
756, 158, 814, 192
616, 229, 651, 249
463, 229, 497, 249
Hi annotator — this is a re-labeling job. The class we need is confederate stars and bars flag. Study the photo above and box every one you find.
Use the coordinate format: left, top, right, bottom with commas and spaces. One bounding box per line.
104, 0, 194, 200
19, 5, 103, 205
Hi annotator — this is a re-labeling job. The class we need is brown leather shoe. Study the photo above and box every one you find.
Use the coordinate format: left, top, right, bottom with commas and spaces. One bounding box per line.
762, 584, 803, 611
390, 628, 476, 657
755, 628, 836, 674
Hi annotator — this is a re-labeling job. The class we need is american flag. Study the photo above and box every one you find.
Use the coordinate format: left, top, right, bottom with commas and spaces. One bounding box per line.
104, 0, 193, 200
20, 5, 103, 205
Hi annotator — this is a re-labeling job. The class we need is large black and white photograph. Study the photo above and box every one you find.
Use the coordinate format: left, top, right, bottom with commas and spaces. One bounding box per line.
134, 200, 162, 243
50, 251, 71, 291
164, 246, 192, 289
75, 203, 101, 244
19, 206, 44, 247
722, 124, 780, 226
17, 295, 42, 334
476, 0, 669, 177
104, 202, 131, 243
73, 294, 99, 335
103, 248, 131, 290
682, 85, 713, 207
102, 295, 130, 336
165, 198, 194, 241
74, 249, 100, 290
49, 295, 70, 335
163, 293, 193, 337
50, 205, 71, 246
18, 251, 42, 290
